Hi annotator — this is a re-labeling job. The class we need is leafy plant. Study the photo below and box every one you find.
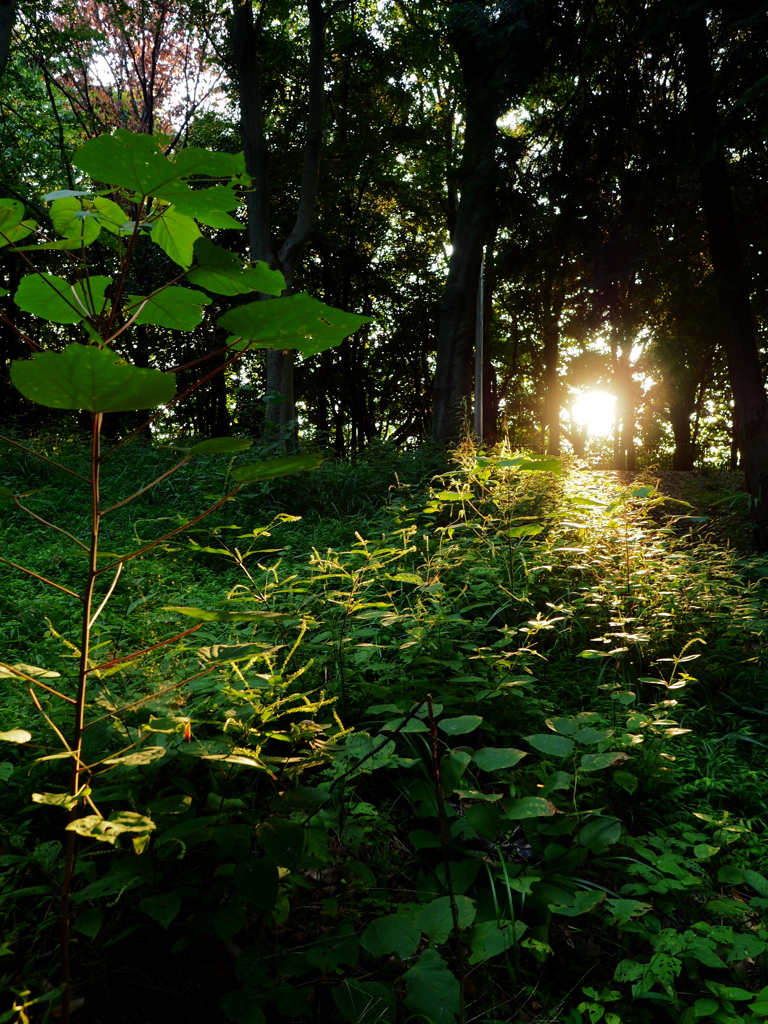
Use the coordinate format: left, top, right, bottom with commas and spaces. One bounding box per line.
0, 129, 369, 1022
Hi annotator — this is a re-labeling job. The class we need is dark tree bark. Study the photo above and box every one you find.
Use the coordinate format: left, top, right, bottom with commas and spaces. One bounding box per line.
0, 0, 16, 78
232, 0, 328, 449
680, 7, 768, 547
431, 6, 503, 442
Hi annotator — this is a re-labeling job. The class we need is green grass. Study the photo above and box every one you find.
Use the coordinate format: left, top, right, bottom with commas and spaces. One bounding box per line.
2, 437, 768, 1024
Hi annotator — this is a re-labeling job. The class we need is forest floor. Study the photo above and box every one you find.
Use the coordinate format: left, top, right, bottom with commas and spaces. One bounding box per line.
1, 442, 767, 1024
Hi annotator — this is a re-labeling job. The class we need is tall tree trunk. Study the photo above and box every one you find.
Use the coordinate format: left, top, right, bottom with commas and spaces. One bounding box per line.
0, 0, 16, 78
680, 8, 768, 548
431, 2, 505, 442
232, 0, 327, 450
541, 271, 564, 456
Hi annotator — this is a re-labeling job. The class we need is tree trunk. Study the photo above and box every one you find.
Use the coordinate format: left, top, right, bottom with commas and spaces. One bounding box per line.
232, 0, 327, 450
681, 8, 768, 548
431, 3, 505, 443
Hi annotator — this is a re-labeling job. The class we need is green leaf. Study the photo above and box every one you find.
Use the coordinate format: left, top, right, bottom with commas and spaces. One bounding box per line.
580, 751, 626, 772
14, 273, 111, 324
231, 454, 321, 483
11, 343, 175, 412
32, 791, 80, 808
526, 733, 575, 757
74, 130, 180, 194
578, 816, 622, 852
65, 811, 155, 845
404, 948, 461, 1024
360, 913, 421, 959
102, 746, 166, 766
0, 198, 35, 247
472, 747, 527, 771
189, 238, 285, 296
151, 206, 202, 269
438, 715, 483, 736
468, 920, 526, 963
163, 606, 291, 622
416, 896, 476, 945
743, 869, 768, 897
220, 293, 373, 356
126, 286, 211, 330
551, 890, 605, 917
73, 908, 103, 939
190, 436, 253, 454
233, 858, 279, 910
140, 893, 181, 929
505, 796, 557, 820
613, 770, 638, 794
332, 981, 396, 1024
49, 196, 101, 246
260, 819, 305, 870
0, 662, 60, 680
92, 196, 134, 235
0, 729, 32, 743
171, 146, 247, 179
158, 184, 242, 229
506, 524, 544, 538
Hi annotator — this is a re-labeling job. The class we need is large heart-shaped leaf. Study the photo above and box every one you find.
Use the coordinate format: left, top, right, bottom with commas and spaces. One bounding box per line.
14, 274, 111, 324
188, 238, 284, 296
74, 130, 182, 195
219, 293, 372, 357
10, 343, 175, 412
156, 184, 242, 229
49, 196, 101, 246
0, 198, 35, 248
403, 949, 460, 1024
126, 286, 211, 330
151, 206, 201, 269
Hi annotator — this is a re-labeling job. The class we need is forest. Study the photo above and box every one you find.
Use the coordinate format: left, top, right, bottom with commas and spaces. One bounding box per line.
2, 1, 768, 1022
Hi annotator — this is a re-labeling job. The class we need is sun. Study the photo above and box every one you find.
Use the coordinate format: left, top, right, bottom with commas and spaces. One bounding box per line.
570, 390, 617, 437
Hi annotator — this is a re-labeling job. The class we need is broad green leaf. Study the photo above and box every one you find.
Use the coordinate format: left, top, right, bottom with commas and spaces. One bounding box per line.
231, 454, 321, 482
66, 811, 155, 845
517, 457, 561, 474
0, 485, 13, 498
468, 920, 526, 964
32, 791, 83, 808
472, 747, 527, 771
550, 890, 605, 917
92, 196, 135, 235
74, 130, 180, 194
546, 716, 580, 735
0, 663, 60, 679
188, 239, 284, 296
386, 572, 424, 584
505, 796, 557, 820
163, 606, 291, 622
126, 286, 211, 330
578, 817, 622, 852
158, 184, 242, 229
440, 749, 472, 792
14, 273, 111, 324
43, 189, 93, 200
140, 893, 181, 929
102, 746, 166, 766
151, 206, 202, 269
403, 948, 460, 1024
416, 896, 476, 945
360, 913, 420, 958
171, 147, 247, 179
506, 524, 544, 538
438, 715, 482, 736
613, 769, 638, 794
526, 733, 575, 757
0, 198, 35, 247
73, 908, 103, 939
11, 343, 175, 412
49, 196, 101, 246
580, 751, 625, 771
705, 981, 754, 1001
260, 819, 305, 869
332, 981, 396, 1024
574, 727, 613, 744
234, 858, 279, 910
1, 729, 32, 743
190, 436, 253, 454
743, 869, 768, 897
220, 293, 373, 356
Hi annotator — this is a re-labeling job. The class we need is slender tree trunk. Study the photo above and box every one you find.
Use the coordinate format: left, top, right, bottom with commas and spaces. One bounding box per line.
681, 8, 768, 547
432, 3, 505, 442
541, 271, 564, 456
0, 0, 16, 78
232, 0, 327, 450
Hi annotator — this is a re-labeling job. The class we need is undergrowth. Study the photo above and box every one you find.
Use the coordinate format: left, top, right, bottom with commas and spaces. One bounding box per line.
2, 438, 768, 1024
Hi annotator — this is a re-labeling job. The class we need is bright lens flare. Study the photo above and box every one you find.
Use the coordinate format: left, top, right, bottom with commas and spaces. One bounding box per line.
571, 391, 616, 437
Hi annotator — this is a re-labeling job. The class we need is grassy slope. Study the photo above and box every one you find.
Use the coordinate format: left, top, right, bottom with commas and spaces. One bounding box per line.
1, 439, 768, 1024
